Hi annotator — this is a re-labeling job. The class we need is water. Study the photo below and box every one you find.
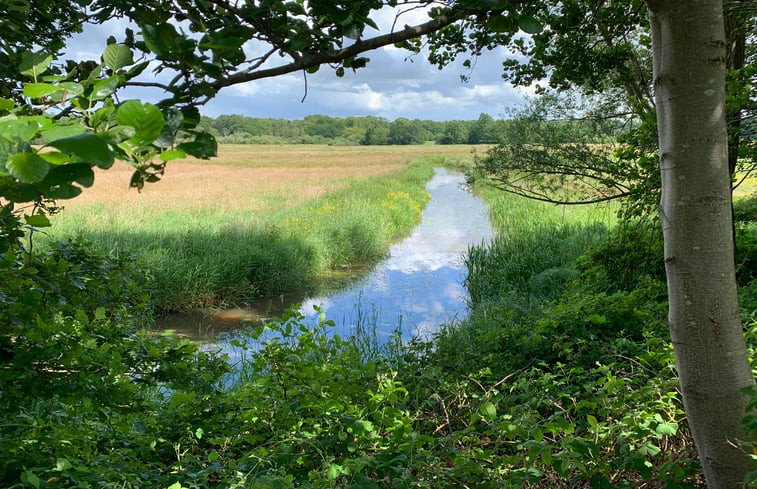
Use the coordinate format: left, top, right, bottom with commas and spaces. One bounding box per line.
160, 168, 494, 343
299, 167, 493, 341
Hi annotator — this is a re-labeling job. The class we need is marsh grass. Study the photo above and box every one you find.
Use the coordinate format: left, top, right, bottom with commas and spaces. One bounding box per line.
46, 146, 453, 313
438, 185, 617, 360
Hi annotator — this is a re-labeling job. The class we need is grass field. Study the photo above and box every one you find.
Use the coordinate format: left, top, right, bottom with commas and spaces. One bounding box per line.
46, 144, 489, 313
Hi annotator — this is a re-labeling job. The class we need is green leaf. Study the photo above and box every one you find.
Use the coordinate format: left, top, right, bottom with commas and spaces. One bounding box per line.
586, 414, 598, 427
90, 75, 120, 101
26, 213, 51, 227
195, 427, 204, 439
517, 15, 543, 34
180, 106, 201, 129
487, 15, 515, 33
167, 483, 183, 489
587, 314, 607, 325
327, 464, 343, 480
39, 152, 72, 165
3, 184, 41, 202
142, 24, 180, 57
116, 100, 165, 146
19, 51, 53, 79
0, 137, 13, 170
44, 163, 95, 189
0, 119, 41, 141
637, 442, 661, 457
49, 133, 114, 169
103, 44, 133, 70
41, 124, 86, 141
160, 149, 187, 161
58, 82, 84, 96
90, 104, 116, 130
23, 83, 60, 98
655, 421, 678, 436
7, 152, 50, 182
0, 98, 14, 111
177, 132, 217, 159
21, 471, 42, 489
481, 401, 497, 421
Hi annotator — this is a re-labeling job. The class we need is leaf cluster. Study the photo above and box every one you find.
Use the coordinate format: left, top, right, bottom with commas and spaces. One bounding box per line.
0, 44, 218, 250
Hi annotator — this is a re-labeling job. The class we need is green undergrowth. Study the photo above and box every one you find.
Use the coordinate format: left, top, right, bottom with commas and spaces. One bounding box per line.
3, 186, 757, 488
45, 160, 436, 314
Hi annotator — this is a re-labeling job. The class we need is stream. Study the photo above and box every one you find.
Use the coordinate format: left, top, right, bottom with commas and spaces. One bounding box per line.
159, 168, 494, 346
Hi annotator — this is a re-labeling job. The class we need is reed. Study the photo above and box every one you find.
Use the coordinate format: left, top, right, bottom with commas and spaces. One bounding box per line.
45, 146, 449, 313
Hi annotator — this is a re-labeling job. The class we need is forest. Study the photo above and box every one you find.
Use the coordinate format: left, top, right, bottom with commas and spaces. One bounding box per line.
1, 1, 756, 488
195, 113, 622, 146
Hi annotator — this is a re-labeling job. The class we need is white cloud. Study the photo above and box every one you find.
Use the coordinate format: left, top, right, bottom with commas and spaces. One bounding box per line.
62, 8, 532, 121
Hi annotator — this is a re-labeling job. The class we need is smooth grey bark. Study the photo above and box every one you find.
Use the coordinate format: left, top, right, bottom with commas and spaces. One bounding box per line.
647, 1, 755, 486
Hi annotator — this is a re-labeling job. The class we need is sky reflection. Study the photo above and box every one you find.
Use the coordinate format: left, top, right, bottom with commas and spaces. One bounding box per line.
299, 167, 494, 341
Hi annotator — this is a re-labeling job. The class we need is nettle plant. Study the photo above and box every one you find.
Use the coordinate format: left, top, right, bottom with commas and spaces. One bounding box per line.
0, 44, 217, 252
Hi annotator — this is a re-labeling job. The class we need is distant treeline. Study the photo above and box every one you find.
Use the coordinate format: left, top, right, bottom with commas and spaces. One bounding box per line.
197, 113, 623, 145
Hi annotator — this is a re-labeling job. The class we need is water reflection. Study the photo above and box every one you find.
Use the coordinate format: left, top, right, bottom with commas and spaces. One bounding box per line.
300, 167, 493, 341
160, 168, 493, 344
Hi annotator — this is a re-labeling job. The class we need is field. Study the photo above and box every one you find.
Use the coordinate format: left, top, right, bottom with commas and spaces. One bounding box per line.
57, 144, 487, 220
47, 144, 489, 313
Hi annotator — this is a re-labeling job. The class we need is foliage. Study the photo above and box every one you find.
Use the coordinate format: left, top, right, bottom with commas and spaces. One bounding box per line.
467, 92, 660, 216
464, 0, 754, 221
0, 238, 229, 486
0, 42, 218, 250
9, 177, 757, 488
0, 0, 495, 246
1, 1, 755, 487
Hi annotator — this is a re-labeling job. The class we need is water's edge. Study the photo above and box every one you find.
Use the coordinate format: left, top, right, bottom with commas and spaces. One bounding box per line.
157, 168, 493, 342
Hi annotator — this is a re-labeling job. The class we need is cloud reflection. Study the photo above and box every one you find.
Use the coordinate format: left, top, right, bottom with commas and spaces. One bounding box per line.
301, 168, 493, 341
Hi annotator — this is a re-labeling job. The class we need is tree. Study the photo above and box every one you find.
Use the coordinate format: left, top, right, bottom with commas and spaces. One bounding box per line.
360, 117, 390, 145
213, 114, 249, 136
469, 0, 754, 217
438, 120, 470, 144
648, 1, 754, 484
302, 114, 345, 139
468, 112, 500, 143
1, 0, 754, 485
388, 117, 426, 145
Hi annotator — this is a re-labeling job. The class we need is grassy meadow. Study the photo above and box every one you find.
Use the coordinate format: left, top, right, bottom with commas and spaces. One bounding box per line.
46, 144, 488, 313
8, 139, 757, 488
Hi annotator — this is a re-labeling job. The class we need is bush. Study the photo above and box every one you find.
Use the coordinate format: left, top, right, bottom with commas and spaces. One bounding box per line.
576, 221, 665, 292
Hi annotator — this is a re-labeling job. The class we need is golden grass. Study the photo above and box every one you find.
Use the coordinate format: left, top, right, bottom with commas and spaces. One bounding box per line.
60, 144, 487, 216
734, 172, 757, 199
179, 143, 488, 168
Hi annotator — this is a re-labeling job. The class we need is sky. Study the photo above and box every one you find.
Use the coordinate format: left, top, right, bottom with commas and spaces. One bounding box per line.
65, 7, 534, 122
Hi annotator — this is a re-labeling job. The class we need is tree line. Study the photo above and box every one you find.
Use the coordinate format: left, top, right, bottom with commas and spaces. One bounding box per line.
197, 111, 623, 145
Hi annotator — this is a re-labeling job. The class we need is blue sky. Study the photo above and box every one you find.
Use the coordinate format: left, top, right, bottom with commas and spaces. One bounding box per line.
66, 8, 533, 121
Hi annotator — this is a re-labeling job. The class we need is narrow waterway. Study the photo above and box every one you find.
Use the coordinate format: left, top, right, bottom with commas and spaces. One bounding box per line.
160, 168, 494, 344
299, 167, 494, 341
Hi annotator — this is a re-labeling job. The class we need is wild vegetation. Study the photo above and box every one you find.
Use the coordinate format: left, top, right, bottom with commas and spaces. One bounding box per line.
1, 0, 755, 487
198, 113, 622, 146
4, 164, 757, 487
44, 146, 482, 313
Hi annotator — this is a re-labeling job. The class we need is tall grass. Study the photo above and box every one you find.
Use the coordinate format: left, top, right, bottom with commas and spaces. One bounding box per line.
436, 186, 616, 363
47, 158, 438, 313
466, 187, 616, 307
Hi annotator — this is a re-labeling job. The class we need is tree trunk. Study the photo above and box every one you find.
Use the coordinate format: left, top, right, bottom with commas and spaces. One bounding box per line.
647, 1, 755, 487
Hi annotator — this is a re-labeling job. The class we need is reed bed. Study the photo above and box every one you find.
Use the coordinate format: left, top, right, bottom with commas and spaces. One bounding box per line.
45, 145, 467, 313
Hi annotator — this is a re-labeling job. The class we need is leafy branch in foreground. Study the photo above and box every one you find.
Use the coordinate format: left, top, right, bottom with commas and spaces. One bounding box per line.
0, 44, 217, 252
